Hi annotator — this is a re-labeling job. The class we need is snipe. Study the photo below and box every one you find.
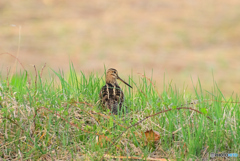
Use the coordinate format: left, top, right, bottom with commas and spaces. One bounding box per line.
99, 68, 132, 114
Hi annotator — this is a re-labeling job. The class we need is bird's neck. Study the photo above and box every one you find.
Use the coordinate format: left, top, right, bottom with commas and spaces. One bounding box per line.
106, 78, 118, 86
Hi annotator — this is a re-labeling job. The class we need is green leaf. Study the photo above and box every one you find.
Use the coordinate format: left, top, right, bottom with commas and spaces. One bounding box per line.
200, 108, 207, 115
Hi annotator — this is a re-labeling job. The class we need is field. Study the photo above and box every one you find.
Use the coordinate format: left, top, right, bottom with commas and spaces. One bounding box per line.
0, 66, 239, 160
1, 0, 240, 95
1, 0, 240, 160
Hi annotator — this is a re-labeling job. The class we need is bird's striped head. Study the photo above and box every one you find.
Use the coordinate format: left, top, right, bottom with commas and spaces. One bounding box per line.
106, 68, 132, 88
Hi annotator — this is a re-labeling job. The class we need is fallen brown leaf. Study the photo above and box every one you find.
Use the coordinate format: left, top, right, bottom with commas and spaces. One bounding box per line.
144, 129, 161, 143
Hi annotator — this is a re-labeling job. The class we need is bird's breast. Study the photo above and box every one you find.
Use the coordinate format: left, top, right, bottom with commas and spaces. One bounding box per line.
100, 83, 124, 103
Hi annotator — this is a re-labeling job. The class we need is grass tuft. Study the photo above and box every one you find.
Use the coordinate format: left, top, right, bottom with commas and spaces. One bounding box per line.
0, 65, 239, 160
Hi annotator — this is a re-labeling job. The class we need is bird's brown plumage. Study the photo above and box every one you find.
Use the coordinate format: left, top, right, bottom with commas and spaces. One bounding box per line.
99, 68, 132, 114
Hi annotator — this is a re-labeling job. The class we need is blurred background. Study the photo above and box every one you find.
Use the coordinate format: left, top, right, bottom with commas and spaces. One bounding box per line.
1, 0, 240, 95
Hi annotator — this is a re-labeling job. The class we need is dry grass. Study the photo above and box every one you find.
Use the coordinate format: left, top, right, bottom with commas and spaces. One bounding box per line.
0, 66, 239, 160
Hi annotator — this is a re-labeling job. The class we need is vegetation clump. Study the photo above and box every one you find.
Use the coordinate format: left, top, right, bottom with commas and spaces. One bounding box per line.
0, 66, 239, 160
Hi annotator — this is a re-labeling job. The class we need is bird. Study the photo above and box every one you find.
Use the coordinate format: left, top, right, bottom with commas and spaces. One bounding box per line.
99, 68, 132, 114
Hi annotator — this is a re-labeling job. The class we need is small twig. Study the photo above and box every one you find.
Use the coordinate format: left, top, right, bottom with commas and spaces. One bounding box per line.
6, 67, 10, 88
31, 108, 40, 136
27, 74, 31, 90
139, 89, 148, 100
0, 52, 26, 71
137, 73, 163, 101
40, 63, 46, 79
202, 146, 209, 158
33, 65, 37, 93
0, 52, 30, 90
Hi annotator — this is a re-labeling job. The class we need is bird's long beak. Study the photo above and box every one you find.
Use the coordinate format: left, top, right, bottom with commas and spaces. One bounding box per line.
117, 76, 132, 88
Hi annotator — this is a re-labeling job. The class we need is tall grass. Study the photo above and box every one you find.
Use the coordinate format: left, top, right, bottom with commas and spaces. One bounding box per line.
0, 65, 239, 160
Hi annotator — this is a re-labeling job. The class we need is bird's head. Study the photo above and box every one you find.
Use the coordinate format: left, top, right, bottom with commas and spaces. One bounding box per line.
106, 68, 132, 88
